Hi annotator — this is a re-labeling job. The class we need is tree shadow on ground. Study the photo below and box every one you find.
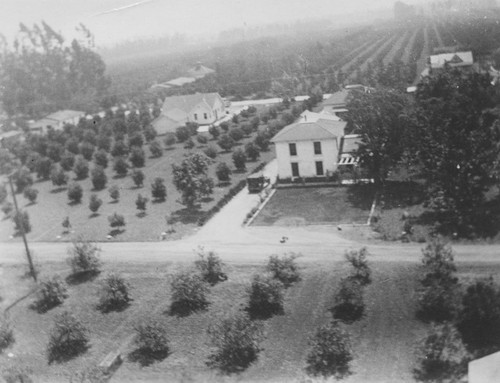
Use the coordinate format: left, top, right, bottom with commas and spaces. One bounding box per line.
30, 299, 63, 314
48, 344, 90, 364
169, 207, 202, 225
329, 303, 364, 324
206, 349, 259, 374
66, 270, 100, 286
378, 181, 426, 209
245, 303, 284, 320
128, 348, 170, 367
96, 300, 131, 314
112, 174, 127, 180
346, 184, 378, 210
151, 198, 166, 204
167, 300, 208, 318
67, 200, 81, 206
108, 229, 125, 237
50, 187, 67, 194
305, 363, 352, 381
89, 213, 100, 218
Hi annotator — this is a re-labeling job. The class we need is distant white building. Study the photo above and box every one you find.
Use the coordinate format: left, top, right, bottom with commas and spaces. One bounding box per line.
29, 110, 85, 134
271, 119, 347, 179
430, 51, 474, 71
469, 350, 500, 383
152, 93, 225, 135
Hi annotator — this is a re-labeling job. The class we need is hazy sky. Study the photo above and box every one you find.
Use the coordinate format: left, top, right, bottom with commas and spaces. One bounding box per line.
2, 0, 414, 47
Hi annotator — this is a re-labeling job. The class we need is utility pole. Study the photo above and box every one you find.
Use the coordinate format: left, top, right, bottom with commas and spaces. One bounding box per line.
7, 173, 37, 282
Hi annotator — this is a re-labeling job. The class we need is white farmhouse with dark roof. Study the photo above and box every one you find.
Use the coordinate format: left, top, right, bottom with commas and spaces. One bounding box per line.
152, 93, 225, 135
271, 119, 347, 179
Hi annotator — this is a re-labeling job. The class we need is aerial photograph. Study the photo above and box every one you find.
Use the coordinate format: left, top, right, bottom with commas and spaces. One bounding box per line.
1, 0, 500, 381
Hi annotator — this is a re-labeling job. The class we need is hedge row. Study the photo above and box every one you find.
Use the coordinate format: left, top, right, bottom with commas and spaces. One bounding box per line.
197, 162, 267, 226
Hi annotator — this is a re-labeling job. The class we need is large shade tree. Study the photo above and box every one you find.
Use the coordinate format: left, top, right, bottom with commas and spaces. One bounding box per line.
346, 88, 410, 185
412, 70, 500, 233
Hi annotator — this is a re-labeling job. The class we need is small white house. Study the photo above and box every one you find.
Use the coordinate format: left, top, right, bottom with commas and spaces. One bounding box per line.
29, 109, 85, 134
152, 93, 225, 135
271, 119, 347, 179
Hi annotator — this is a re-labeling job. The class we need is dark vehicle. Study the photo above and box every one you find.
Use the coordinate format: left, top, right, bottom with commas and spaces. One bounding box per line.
247, 172, 270, 193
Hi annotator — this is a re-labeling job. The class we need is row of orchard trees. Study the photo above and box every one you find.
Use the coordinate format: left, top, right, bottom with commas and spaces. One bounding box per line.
346, 69, 500, 236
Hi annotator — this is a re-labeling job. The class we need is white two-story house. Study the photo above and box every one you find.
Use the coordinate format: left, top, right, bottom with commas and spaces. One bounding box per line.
271, 119, 347, 179
152, 93, 225, 135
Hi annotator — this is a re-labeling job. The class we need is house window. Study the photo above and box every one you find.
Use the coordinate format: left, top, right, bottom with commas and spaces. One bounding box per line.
314, 141, 322, 155
289, 143, 297, 156
316, 161, 324, 176
194, 113, 198, 121
291, 162, 299, 177
204, 113, 208, 119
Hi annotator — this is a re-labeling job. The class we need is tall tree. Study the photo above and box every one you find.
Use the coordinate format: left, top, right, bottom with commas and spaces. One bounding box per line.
413, 71, 500, 232
346, 88, 410, 185
172, 153, 213, 208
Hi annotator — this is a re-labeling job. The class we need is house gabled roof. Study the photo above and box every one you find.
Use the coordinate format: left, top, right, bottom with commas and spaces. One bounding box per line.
322, 89, 350, 107
430, 51, 473, 69
161, 93, 222, 115
45, 110, 85, 122
299, 110, 341, 122
187, 63, 215, 78
271, 120, 347, 143
468, 350, 500, 383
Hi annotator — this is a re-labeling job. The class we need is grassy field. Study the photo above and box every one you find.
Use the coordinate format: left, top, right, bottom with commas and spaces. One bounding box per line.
252, 185, 375, 226
2, 250, 498, 382
0, 128, 274, 243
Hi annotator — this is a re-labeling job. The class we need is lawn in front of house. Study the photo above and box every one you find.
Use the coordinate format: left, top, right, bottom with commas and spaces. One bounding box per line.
252, 185, 376, 226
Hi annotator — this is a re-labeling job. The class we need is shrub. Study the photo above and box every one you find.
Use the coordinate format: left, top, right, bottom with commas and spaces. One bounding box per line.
67, 182, 83, 204
207, 312, 262, 372
251, 116, 260, 130
254, 132, 270, 151
50, 165, 68, 186
204, 145, 218, 159
113, 157, 129, 177
35, 156, 52, 180
248, 274, 284, 319
12, 167, 33, 193
60, 151, 75, 171
218, 134, 234, 152
96, 134, 111, 152
149, 140, 163, 158
133, 319, 169, 359
421, 240, 457, 287
241, 122, 253, 136
245, 142, 260, 161
163, 134, 176, 147
457, 278, 500, 354
170, 271, 210, 316
144, 126, 157, 142
62, 216, 71, 231
229, 127, 244, 142
0, 321, 14, 352
90, 166, 107, 190
131, 168, 145, 187
34, 276, 68, 312
417, 279, 461, 323
331, 278, 364, 323
186, 122, 199, 136
305, 321, 352, 378
88, 194, 103, 214
111, 140, 129, 157
183, 137, 195, 149
413, 323, 470, 383
23, 187, 39, 203
209, 125, 220, 140
175, 126, 190, 142
151, 177, 167, 201
93, 149, 108, 168
2, 202, 13, 217
197, 134, 208, 145
266, 253, 301, 287
47, 311, 90, 363
232, 114, 239, 124
98, 273, 131, 312
0, 184, 7, 204
220, 121, 229, 132
128, 132, 144, 147
345, 248, 371, 285
73, 156, 89, 180
108, 213, 126, 229
136, 194, 148, 213
216, 162, 231, 182
195, 250, 227, 285
13, 210, 31, 234
129, 146, 146, 168
79, 142, 95, 161
109, 185, 120, 201
67, 238, 101, 276
232, 149, 247, 171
